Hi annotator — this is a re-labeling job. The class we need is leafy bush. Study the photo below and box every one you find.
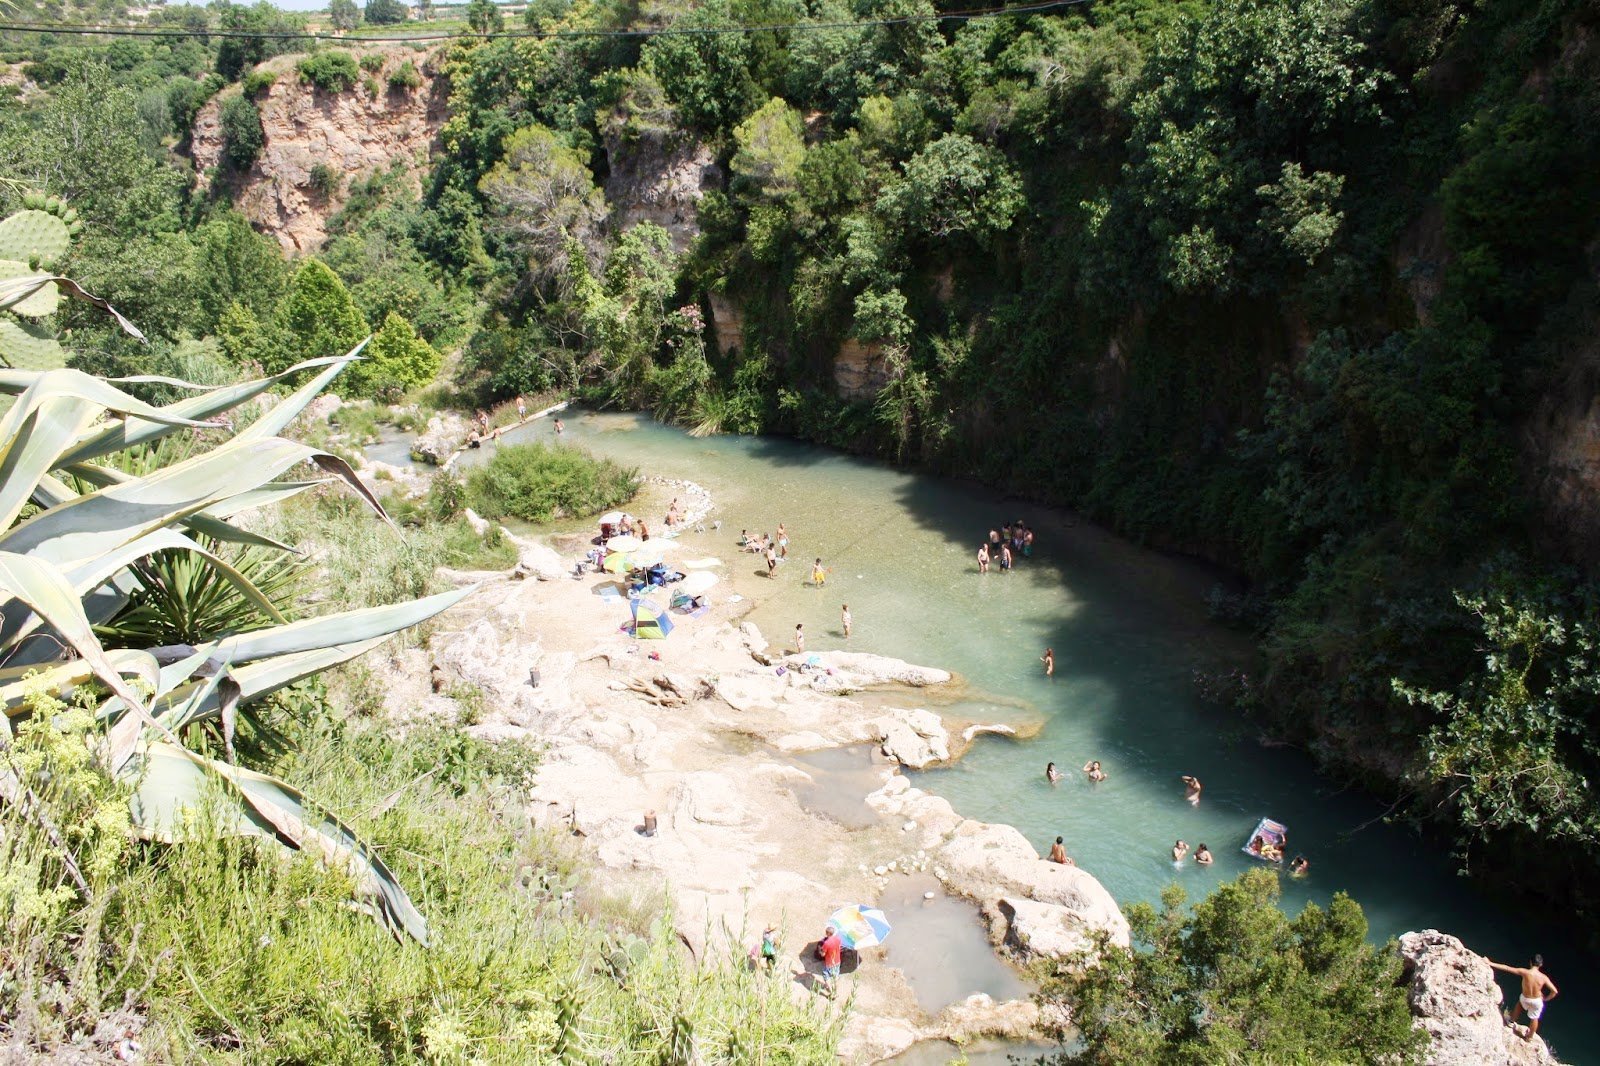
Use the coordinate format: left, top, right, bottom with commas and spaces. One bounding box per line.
218, 94, 264, 170
341, 311, 441, 400
241, 69, 276, 96
297, 51, 361, 92
466, 443, 639, 523
388, 59, 423, 91
363, 75, 381, 98
1049, 869, 1426, 1063
308, 162, 343, 198
364, 0, 409, 24
359, 52, 386, 74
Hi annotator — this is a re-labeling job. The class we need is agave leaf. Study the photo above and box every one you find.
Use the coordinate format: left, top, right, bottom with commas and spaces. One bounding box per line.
0, 260, 59, 316
42, 467, 298, 554
0, 368, 203, 430
204, 585, 472, 665
59, 355, 355, 467
234, 341, 366, 443
0, 551, 148, 721
202, 481, 323, 521
0, 647, 160, 717
0, 275, 144, 340
3, 436, 337, 567
126, 738, 430, 944
150, 637, 391, 731
0, 391, 102, 532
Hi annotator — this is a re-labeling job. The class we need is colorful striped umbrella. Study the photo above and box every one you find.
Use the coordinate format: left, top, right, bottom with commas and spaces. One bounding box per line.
602, 551, 633, 573
828, 904, 892, 949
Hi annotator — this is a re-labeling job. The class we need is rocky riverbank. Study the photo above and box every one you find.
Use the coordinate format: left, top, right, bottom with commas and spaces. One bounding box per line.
370, 519, 1127, 1060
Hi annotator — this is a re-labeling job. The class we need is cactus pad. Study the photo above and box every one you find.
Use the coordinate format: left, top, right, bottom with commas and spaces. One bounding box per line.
0, 210, 71, 270
0, 259, 60, 317
0, 317, 65, 370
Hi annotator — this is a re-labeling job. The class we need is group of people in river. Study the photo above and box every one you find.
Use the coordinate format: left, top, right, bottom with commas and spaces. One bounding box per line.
976, 520, 1036, 573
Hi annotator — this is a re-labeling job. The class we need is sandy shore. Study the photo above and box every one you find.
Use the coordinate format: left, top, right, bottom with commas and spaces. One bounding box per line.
371, 486, 1127, 1062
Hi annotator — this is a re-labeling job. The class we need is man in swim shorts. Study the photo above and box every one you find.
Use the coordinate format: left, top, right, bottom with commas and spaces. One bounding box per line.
1488, 955, 1558, 1040
817, 924, 843, 998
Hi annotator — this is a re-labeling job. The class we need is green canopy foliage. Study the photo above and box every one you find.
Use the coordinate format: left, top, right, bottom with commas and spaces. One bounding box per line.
1050, 870, 1427, 1063
278, 260, 370, 377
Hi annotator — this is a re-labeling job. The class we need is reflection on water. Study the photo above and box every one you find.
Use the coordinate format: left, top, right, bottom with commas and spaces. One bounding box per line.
877, 873, 1030, 1016
887, 1037, 1053, 1065
522, 410, 1597, 1054
788, 745, 893, 829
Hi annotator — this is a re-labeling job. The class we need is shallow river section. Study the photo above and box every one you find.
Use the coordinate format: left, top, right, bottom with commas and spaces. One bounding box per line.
461, 410, 1595, 1057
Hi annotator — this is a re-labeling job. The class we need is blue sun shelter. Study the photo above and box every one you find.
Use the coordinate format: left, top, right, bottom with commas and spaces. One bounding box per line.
630, 597, 674, 639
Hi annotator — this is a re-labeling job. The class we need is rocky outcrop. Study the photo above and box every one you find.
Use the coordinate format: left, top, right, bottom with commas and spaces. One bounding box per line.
1399, 931, 1560, 1065
602, 126, 719, 255
834, 338, 892, 401
873, 707, 950, 769
189, 48, 447, 253
707, 291, 744, 358
411, 413, 466, 465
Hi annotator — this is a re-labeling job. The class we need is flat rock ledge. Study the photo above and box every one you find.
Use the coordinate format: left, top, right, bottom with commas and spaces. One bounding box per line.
1399, 930, 1561, 1065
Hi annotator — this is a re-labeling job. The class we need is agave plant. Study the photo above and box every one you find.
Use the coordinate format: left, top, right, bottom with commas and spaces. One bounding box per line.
0, 203, 471, 942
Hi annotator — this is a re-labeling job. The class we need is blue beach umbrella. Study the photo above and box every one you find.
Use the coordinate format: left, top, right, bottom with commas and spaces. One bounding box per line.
828, 904, 892, 949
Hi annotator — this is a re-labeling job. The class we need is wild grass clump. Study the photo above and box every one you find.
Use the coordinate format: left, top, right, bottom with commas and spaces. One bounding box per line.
2, 687, 841, 1062
466, 442, 638, 524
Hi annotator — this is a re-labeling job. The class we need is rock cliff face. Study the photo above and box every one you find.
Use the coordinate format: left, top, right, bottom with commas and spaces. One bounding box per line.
189, 48, 447, 253
1399, 931, 1561, 1065
601, 126, 719, 255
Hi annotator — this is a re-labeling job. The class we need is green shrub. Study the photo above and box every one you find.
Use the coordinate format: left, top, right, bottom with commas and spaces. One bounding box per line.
359, 52, 385, 73
466, 443, 639, 523
218, 94, 264, 170
241, 68, 276, 96
297, 51, 360, 92
307, 162, 342, 198
388, 59, 423, 91
364, 75, 381, 98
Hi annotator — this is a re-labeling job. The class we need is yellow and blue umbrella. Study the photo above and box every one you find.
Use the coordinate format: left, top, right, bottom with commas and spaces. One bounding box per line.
602, 551, 633, 573
828, 904, 892, 949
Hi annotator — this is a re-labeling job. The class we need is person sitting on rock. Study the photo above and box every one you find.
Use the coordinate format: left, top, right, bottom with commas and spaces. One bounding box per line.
1047, 836, 1074, 866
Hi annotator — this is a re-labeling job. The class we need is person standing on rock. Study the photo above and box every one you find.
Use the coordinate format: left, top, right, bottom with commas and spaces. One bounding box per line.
817, 925, 843, 998
516, 395, 527, 420
795, 623, 805, 654
841, 604, 852, 638
765, 544, 778, 578
776, 523, 789, 559
978, 543, 990, 574
1489, 956, 1558, 1040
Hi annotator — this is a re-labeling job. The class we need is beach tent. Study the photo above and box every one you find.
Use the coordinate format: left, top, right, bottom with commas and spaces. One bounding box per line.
630, 598, 674, 639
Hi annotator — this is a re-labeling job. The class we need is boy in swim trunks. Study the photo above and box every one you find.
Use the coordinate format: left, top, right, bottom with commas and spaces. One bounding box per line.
1488, 955, 1558, 1041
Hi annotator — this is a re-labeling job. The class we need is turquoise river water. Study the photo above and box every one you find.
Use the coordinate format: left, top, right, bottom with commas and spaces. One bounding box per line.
455, 410, 1595, 1060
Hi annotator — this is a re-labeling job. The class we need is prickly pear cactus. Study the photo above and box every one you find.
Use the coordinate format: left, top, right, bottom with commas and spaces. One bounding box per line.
0, 193, 79, 370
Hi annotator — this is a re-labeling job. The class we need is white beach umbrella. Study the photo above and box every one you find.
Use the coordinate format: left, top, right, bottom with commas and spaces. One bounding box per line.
680, 572, 720, 595
606, 534, 644, 552
598, 511, 626, 525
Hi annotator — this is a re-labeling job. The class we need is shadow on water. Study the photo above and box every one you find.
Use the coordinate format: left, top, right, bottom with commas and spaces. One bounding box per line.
886, 1037, 1055, 1065
564, 410, 1599, 1055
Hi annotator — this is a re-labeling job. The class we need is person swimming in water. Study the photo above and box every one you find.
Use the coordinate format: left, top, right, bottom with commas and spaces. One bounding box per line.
1172, 839, 1189, 862
1195, 843, 1213, 865
1083, 760, 1106, 782
1181, 775, 1203, 805
1289, 854, 1308, 875
1041, 648, 1054, 676
1046, 762, 1061, 784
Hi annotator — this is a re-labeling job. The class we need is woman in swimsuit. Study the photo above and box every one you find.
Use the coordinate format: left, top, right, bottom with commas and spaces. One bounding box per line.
1045, 762, 1061, 784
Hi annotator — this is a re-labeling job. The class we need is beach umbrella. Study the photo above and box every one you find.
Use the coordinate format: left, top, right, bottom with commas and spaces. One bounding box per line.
606, 534, 644, 552
598, 511, 626, 526
603, 551, 633, 573
828, 904, 891, 949
630, 542, 673, 568
680, 571, 719, 595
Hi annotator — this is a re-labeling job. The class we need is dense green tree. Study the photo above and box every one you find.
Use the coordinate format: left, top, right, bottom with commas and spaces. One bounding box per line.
215, 2, 305, 81
277, 259, 370, 373
365, 0, 410, 24
218, 94, 265, 170
0, 60, 184, 234
640, 0, 760, 137
729, 97, 806, 200
464, 0, 503, 33
343, 311, 442, 398
478, 125, 607, 281
875, 133, 1023, 245
1051, 870, 1426, 1063
329, 0, 362, 30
